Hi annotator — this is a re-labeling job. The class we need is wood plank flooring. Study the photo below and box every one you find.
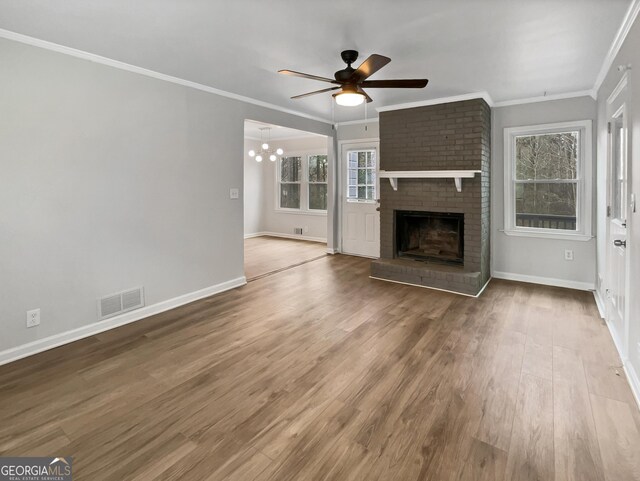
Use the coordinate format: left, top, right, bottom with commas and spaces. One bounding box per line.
244, 235, 326, 281
1, 254, 639, 481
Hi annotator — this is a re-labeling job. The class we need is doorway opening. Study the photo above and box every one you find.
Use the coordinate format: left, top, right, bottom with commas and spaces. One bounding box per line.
243, 120, 330, 280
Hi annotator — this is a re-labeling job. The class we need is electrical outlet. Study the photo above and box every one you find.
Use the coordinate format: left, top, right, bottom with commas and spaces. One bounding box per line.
26, 308, 40, 328
229, 188, 239, 199
564, 249, 574, 261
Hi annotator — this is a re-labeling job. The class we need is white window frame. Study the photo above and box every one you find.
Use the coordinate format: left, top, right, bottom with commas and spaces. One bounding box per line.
346, 149, 377, 204
503, 120, 592, 241
276, 150, 328, 215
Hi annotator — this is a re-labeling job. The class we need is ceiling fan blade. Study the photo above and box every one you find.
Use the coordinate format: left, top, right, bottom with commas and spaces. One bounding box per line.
291, 86, 341, 99
350, 54, 391, 82
361, 79, 429, 89
278, 69, 338, 84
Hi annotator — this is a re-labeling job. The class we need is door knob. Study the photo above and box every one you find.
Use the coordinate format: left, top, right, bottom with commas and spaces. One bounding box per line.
613, 239, 626, 247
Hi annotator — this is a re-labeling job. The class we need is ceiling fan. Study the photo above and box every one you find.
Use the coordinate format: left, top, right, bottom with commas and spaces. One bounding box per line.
278, 50, 428, 107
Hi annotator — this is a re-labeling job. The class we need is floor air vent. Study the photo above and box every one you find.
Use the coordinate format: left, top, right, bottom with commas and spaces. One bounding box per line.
99, 287, 145, 320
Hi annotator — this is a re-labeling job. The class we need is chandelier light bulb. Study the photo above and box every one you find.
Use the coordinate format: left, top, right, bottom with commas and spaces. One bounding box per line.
248, 127, 284, 162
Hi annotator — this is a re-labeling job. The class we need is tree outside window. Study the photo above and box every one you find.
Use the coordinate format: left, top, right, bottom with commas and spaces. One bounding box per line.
514, 131, 578, 231
308, 155, 328, 210
280, 156, 301, 209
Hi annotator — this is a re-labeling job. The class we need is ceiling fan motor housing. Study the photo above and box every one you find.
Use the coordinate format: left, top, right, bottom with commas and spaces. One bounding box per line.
335, 50, 359, 82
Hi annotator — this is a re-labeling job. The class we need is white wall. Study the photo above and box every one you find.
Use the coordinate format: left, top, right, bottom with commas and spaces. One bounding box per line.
596, 12, 640, 401
491, 97, 598, 289
0, 37, 332, 357
258, 136, 328, 241
243, 139, 264, 236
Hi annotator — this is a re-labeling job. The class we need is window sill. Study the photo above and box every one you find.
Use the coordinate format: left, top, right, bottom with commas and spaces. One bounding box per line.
502, 229, 593, 241
275, 209, 327, 216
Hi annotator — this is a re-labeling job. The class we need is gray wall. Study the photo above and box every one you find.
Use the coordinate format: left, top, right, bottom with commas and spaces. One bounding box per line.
595, 13, 640, 393
336, 121, 380, 142
491, 96, 597, 287
0, 37, 332, 354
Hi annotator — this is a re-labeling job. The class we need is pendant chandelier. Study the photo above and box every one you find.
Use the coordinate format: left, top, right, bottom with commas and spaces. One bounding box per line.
248, 127, 284, 162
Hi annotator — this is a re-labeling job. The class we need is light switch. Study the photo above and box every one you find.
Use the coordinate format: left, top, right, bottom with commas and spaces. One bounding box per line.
230, 188, 240, 199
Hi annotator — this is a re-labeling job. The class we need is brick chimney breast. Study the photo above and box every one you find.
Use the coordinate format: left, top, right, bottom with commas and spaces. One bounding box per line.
371, 99, 491, 296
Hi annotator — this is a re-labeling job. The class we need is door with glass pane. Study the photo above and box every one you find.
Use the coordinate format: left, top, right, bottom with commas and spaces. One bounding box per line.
607, 104, 629, 355
341, 142, 380, 257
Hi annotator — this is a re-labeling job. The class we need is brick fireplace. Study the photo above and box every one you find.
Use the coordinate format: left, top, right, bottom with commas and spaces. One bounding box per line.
371, 98, 491, 296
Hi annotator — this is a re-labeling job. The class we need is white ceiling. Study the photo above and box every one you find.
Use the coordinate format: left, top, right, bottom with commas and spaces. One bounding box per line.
0, 0, 632, 122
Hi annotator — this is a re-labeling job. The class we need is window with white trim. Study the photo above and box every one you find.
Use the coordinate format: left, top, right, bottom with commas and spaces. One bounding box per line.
347, 150, 376, 202
278, 153, 328, 212
504, 120, 592, 240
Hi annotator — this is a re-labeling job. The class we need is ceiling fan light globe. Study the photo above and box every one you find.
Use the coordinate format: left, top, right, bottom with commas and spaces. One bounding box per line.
255, 155, 263, 162
335, 92, 365, 107
248, 150, 255, 157
262, 143, 269, 150
276, 148, 284, 155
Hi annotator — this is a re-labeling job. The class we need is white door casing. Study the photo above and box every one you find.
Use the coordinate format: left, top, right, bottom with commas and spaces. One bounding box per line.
340, 140, 380, 258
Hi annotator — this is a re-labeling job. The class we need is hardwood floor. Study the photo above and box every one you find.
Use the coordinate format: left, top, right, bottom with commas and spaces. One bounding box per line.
1, 255, 639, 480
244, 236, 326, 280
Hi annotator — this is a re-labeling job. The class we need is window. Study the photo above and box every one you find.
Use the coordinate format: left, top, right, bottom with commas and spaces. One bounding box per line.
347, 150, 376, 202
308, 155, 328, 210
277, 153, 328, 213
504, 120, 592, 240
280, 156, 301, 209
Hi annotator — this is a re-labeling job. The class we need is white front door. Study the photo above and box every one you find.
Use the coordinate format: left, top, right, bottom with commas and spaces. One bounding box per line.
341, 141, 380, 258
606, 95, 629, 355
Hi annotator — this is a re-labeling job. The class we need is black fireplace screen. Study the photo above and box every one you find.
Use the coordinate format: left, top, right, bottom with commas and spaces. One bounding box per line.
395, 211, 464, 265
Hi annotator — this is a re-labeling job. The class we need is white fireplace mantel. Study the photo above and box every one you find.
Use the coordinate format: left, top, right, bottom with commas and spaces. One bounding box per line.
378, 170, 482, 193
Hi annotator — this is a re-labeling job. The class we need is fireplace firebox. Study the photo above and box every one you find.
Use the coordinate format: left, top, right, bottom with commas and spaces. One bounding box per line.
395, 211, 464, 265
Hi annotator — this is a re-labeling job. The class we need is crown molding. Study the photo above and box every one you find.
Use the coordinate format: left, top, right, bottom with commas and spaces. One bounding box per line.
493, 89, 596, 108
0, 28, 333, 125
593, 0, 640, 93
376, 91, 495, 112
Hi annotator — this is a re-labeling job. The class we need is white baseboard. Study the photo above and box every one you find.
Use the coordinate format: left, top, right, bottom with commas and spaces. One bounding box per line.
245, 231, 327, 243
492, 271, 595, 291
326, 248, 338, 254
601, 315, 640, 411
624, 361, 640, 410
0, 276, 247, 367
593, 290, 606, 319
